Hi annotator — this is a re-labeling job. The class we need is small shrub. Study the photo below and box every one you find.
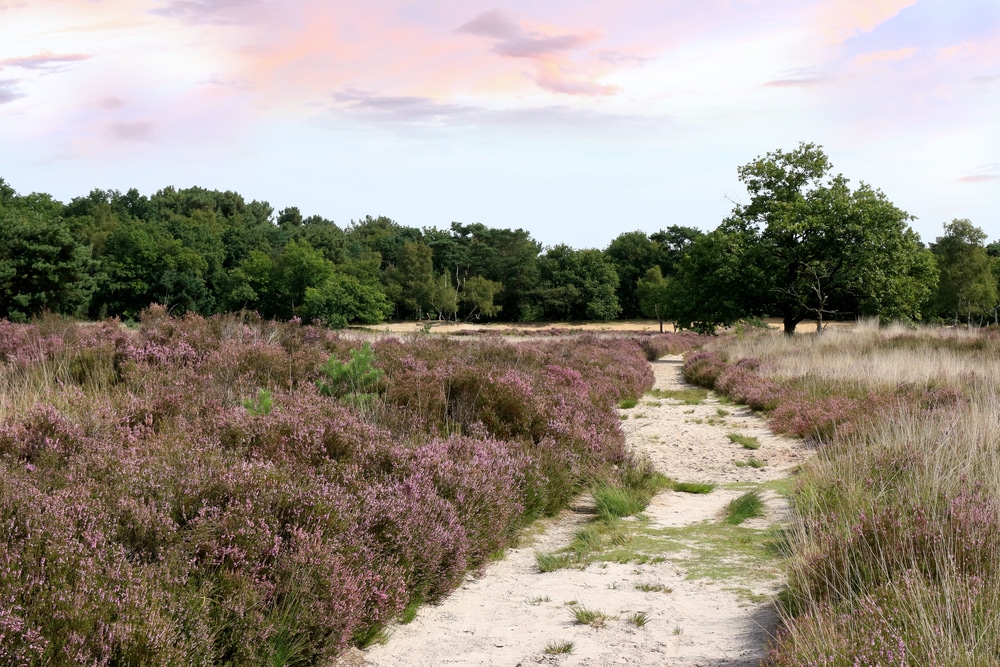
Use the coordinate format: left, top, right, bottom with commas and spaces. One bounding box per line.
316, 343, 383, 399
242, 388, 274, 416
618, 397, 638, 409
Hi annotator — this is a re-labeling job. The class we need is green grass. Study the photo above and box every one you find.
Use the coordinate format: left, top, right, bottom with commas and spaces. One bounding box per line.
646, 388, 710, 404
618, 396, 638, 409
536, 552, 574, 572
526, 596, 550, 606
544, 641, 574, 655
727, 432, 761, 449
735, 457, 766, 468
400, 596, 422, 624
570, 605, 609, 628
724, 491, 766, 525
628, 611, 651, 627
717, 407, 731, 417
594, 485, 651, 521
634, 581, 672, 593
672, 481, 716, 494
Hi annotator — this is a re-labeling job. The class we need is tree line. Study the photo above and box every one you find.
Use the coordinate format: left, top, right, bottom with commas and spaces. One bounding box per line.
1, 143, 997, 331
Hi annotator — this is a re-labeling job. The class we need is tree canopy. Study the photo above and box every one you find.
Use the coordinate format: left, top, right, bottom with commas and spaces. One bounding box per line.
669, 143, 938, 333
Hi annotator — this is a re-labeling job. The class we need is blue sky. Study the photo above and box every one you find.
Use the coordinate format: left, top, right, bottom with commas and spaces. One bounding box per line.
1, 0, 997, 247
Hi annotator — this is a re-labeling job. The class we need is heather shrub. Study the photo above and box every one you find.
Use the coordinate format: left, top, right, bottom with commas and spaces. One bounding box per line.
0, 312, 655, 664
681, 350, 727, 388
633, 331, 702, 360
699, 326, 1000, 665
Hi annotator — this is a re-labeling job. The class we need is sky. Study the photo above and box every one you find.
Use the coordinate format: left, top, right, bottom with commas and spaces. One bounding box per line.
1, 0, 997, 249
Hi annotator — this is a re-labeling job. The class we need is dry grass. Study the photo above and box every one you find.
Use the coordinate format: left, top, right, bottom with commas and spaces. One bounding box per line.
704, 325, 1000, 665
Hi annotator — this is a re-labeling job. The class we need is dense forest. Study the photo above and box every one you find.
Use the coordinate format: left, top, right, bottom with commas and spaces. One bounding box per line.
2, 144, 997, 331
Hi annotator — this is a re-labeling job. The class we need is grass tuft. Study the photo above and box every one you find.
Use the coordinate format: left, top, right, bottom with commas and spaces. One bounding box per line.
727, 432, 761, 449
570, 605, 609, 628
544, 641, 574, 655
634, 581, 672, 593
536, 552, 574, 572
672, 481, 716, 494
647, 388, 709, 404
723, 490, 765, 525
628, 611, 651, 627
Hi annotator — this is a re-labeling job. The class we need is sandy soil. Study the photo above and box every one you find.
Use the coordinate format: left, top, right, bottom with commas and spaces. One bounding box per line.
354, 318, 855, 337
345, 356, 809, 667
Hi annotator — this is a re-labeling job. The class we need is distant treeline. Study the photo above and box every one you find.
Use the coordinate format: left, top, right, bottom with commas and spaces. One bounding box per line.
2, 144, 998, 331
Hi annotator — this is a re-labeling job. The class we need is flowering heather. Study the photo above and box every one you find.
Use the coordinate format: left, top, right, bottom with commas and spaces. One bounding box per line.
0, 310, 657, 665
692, 327, 1000, 666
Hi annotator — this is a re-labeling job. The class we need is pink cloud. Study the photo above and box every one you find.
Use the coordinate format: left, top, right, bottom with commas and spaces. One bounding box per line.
149, 0, 271, 26
456, 9, 620, 97
108, 121, 155, 142
534, 70, 619, 96
457, 10, 594, 58
0, 50, 90, 71
764, 68, 831, 88
852, 46, 918, 66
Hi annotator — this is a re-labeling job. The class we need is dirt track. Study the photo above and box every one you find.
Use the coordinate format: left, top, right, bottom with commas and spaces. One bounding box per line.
345, 356, 808, 666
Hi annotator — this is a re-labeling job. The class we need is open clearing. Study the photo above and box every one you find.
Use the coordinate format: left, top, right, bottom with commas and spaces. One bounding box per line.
348, 355, 809, 666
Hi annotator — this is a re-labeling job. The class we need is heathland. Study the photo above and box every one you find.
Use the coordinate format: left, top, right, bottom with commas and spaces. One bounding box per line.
685, 323, 1000, 666
0, 310, 698, 665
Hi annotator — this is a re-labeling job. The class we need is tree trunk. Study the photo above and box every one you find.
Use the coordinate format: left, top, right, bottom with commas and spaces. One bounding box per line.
783, 319, 797, 335
658, 317, 663, 333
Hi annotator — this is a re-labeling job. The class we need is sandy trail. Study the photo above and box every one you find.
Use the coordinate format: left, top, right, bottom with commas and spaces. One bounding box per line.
347, 356, 808, 667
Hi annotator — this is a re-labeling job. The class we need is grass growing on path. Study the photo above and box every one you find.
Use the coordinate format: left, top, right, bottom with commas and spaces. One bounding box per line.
724, 491, 765, 525
727, 432, 761, 449
647, 387, 710, 404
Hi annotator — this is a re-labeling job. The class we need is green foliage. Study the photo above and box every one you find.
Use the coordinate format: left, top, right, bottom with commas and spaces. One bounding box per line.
0, 204, 95, 322
459, 275, 502, 320
243, 389, 274, 416
636, 266, 672, 332
671, 143, 937, 333
301, 273, 392, 328
533, 245, 621, 321
605, 230, 659, 318
931, 219, 997, 324
384, 240, 436, 319
316, 343, 384, 400
723, 490, 765, 525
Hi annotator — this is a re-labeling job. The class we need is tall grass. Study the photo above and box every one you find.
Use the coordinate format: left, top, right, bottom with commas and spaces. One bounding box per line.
0, 308, 697, 666
686, 325, 1000, 665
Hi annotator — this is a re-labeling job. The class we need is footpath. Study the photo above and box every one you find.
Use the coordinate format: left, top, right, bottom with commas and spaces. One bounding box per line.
345, 356, 808, 667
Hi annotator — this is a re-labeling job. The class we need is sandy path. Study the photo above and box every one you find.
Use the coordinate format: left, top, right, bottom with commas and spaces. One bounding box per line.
346, 356, 808, 667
